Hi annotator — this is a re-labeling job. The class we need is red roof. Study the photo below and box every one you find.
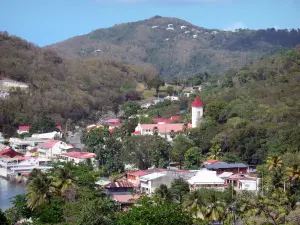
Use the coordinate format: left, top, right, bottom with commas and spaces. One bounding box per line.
105, 118, 120, 124
205, 159, 220, 164
132, 131, 141, 135
0, 149, 23, 158
65, 152, 96, 159
170, 116, 181, 121
38, 140, 60, 149
192, 96, 204, 107
112, 194, 140, 203
18, 126, 30, 131
139, 123, 192, 133
105, 181, 135, 188
127, 170, 153, 177
153, 118, 172, 124
56, 125, 62, 131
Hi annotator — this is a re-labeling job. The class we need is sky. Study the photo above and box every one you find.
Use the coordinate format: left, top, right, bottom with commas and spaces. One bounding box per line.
1, 0, 299, 46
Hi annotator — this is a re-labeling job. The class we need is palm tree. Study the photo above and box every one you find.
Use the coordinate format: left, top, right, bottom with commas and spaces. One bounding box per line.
207, 146, 222, 160
27, 170, 52, 210
266, 156, 283, 171
183, 190, 207, 219
204, 193, 226, 222
154, 184, 173, 204
51, 166, 76, 197
286, 165, 300, 181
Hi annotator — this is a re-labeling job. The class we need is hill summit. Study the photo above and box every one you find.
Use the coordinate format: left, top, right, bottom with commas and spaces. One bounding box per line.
48, 16, 300, 80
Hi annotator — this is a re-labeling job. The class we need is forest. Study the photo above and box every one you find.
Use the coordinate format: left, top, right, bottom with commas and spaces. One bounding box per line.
0, 32, 157, 137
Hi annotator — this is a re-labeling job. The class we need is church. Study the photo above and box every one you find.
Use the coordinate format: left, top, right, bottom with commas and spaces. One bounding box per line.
133, 96, 204, 141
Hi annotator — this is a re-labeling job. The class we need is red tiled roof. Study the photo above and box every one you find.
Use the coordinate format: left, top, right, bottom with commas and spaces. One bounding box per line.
38, 140, 60, 149
0, 149, 23, 158
127, 170, 153, 177
112, 194, 140, 203
65, 152, 96, 159
18, 126, 30, 131
105, 118, 120, 124
170, 116, 181, 121
132, 131, 141, 135
56, 125, 62, 131
105, 181, 135, 188
205, 160, 220, 164
192, 96, 204, 107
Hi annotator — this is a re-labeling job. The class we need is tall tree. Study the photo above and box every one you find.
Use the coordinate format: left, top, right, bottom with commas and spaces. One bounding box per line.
184, 147, 202, 169
172, 134, 194, 169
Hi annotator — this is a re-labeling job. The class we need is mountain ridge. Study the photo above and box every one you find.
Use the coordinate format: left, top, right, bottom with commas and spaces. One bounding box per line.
47, 16, 300, 80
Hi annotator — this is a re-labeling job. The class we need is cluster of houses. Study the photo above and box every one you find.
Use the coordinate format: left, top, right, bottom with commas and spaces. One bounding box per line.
98, 159, 258, 210
0, 125, 96, 180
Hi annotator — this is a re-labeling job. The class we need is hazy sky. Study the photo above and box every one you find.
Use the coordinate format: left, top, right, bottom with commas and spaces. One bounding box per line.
1, 0, 299, 46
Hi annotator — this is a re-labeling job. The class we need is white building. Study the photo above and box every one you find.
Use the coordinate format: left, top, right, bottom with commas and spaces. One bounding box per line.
188, 170, 225, 191
191, 96, 204, 128
140, 170, 195, 195
164, 95, 179, 101
59, 152, 96, 164
0, 79, 29, 89
37, 140, 72, 158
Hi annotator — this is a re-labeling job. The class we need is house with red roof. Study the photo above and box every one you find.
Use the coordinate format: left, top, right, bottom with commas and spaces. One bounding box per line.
37, 140, 72, 158
133, 96, 203, 140
111, 194, 140, 210
60, 151, 96, 164
0, 148, 23, 158
17, 126, 30, 135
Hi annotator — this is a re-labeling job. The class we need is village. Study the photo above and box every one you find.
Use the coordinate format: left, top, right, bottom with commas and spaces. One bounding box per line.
0, 89, 260, 211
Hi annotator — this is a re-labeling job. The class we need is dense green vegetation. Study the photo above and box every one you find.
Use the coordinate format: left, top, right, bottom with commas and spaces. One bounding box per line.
0, 32, 156, 137
49, 16, 300, 80
3, 154, 300, 224
189, 48, 300, 165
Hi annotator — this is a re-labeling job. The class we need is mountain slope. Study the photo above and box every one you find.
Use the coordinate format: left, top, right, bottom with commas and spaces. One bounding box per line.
48, 16, 300, 80
0, 32, 151, 136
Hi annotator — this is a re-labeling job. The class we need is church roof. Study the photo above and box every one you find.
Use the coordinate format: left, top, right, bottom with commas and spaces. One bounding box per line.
192, 96, 204, 107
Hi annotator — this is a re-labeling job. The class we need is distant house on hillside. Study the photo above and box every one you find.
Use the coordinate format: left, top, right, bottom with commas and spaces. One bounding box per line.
0, 79, 28, 89
37, 140, 72, 158
204, 162, 248, 175
134, 123, 192, 141
60, 151, 96, 164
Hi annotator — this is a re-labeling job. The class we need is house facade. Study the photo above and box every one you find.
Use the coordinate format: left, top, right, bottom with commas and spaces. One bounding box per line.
37, 140, 71, 158
60, 152, 96, 164
204, 162, 248, 175
188, 170, 225, 191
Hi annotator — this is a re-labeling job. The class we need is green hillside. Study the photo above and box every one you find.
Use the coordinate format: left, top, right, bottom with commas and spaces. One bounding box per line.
48, 16, 300, 80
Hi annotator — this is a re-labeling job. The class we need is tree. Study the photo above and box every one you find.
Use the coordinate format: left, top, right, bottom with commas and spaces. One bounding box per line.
205, 100, 227, 122
154, 184, 173, 204
184, 190, 208, 219
27, 169, 53, 210
0, 209, 9, 225
170, 178, 190, 204
29, 116, 58, 134
166, 86, 174, 96
184, 147, 202, 169
121, 101, 140, 119
75, 198, 116, 225
117, 203, 193, 225
266, 155, 283, 171
9, 194, 32, 222
139, 116, 155, 124
170, 129, 176, 139
172, 134, 194, 169
147, 76, 164, 96
207, 138, 222, 160
120, 118, 138, 136
83, 127, 110, 150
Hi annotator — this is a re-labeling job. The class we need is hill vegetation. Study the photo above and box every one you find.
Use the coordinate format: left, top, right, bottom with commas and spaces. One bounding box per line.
48, 16, 300, 80
0, 32, 156, 137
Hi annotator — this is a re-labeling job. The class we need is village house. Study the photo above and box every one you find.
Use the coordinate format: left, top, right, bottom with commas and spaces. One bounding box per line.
139, 170, 195, 195
188, 170, 225, 191
111, 194, 140, 210
37, 140, 72, 158
204, 162, 249, 175
224, 173, 258, 191
0, 79, 29, 89
17, 126, 30, 135
9, 137, 50, 152
59, 151, 96, 164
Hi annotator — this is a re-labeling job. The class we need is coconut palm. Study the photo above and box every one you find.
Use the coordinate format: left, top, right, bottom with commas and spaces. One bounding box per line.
286, 165, 300, 181
266, 156, 283, 171
27, 170, 52, 210
204, 193, 226, 222
51, 166, 75, 196
184, 190, 207, 219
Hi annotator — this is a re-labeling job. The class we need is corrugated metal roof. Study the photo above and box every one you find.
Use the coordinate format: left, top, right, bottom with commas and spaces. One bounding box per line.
140, 172, 166, 181
205, 163, 248, 170
106, 181, 135, 188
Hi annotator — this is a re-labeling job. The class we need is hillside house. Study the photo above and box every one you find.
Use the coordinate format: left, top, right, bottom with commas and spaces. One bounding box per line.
60, 152, 96, 164
17, 126, 30, 135
204, 162, 248, 175
37, 140, 72, 158
0, 79, 29, 89
188, 170, 225, 191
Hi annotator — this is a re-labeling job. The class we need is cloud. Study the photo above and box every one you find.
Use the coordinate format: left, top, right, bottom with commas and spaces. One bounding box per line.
94, 0, 222, 4
224, 22, 246, 31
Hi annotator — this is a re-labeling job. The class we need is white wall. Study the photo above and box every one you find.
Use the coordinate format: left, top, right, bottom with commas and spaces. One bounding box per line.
192, 106, 203, 128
